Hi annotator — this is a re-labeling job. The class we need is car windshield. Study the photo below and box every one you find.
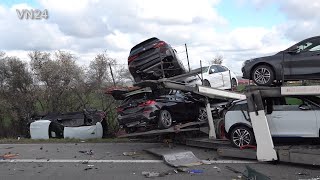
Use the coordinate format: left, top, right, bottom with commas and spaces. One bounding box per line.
193, 66, 209, 73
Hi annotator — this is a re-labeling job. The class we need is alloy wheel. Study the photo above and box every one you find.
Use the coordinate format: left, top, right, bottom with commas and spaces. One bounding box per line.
232, 128, 252, 147
161, 110, 172, 127
198, 107, 208, 121
253, 67, 271, 85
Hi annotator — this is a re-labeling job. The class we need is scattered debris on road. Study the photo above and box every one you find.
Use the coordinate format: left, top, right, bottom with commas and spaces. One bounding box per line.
146, 148, 202, 167
213, 166, 221, 173
123, 151, 139, 156
79, 150, 94, 155
177, 167, 189, 172
245, 166, 270, 180
87, 165, 94, 167
188, 169, 204, 174
0, 153, 19, 159
142, 171, 160, 178
84, 167, 93, 171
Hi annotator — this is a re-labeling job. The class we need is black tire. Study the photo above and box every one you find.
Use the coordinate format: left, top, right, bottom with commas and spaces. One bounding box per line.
252, 65, 275, 86
230, 126, 255, 148
231, 78, 237, 89
158, 110, 172, 129
203, 80, 211, 87
197, 107, 208, 121
216, 118, 226, 139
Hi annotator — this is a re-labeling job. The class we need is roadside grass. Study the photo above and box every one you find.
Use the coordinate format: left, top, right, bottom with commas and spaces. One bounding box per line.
0, 137, 130, 144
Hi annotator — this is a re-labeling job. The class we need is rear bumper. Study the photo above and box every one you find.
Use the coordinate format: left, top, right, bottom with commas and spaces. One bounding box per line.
118, 110, 158, 128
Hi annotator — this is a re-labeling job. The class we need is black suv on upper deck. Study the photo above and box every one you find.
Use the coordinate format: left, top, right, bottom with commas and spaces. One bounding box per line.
128, 37, 186, 82
242, 36, 320, 86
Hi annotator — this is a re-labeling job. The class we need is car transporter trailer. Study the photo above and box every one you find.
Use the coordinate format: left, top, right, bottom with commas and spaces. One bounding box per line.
117, 71, 320, 166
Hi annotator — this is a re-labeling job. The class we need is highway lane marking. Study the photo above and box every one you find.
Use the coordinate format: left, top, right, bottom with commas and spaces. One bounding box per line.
0, 159, 257, 164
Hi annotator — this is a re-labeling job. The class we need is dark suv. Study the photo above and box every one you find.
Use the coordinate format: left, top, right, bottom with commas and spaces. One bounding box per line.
242, 36, 320, 86
116, 88, 205, 133
128, 37, 186, 82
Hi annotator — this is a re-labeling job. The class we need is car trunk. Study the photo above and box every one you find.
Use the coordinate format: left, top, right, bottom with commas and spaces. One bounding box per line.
118, 92, 154, 115
129, 37, 159, 57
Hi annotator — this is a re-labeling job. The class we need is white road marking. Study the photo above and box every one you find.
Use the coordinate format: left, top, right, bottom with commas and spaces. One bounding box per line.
0, 159, 257, 164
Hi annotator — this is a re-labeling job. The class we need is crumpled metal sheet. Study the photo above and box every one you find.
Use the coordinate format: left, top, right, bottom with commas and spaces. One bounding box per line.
64, 122, 103, 139
30, 120, 51, 139
146, 148, 202, 167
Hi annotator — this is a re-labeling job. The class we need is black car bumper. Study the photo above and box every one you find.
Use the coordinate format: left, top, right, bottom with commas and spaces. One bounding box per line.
242, 66, 250, 79
118, 110, 157, 128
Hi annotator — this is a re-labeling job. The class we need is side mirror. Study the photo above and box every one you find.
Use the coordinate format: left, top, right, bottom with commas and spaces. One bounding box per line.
299, 104, 310, 110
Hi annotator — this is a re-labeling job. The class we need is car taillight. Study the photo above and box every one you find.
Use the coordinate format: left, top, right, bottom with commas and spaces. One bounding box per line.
128, 55, 138, 63
139, 100, 156, 107
153, 41, 166, 48
116, 107, 123, 112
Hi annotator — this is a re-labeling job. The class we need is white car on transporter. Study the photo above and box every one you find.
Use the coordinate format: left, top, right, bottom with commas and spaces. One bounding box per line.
224, 95, 320, 147
183, 64, 238, 90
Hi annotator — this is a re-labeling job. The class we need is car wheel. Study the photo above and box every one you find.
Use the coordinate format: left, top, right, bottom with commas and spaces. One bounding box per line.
252, 65, 274, 86
231, 78, 237, 89
230, 126, 255, 148
198, 107, 208, 121
203, 80, 211, 87
158, 110, 172, 129
216, 119, 226, 139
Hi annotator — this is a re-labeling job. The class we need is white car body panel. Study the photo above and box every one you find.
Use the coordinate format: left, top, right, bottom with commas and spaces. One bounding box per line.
225, 100, 320, 138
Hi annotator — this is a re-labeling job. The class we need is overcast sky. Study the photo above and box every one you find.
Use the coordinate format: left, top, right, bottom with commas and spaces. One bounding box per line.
0, 0, 319, 75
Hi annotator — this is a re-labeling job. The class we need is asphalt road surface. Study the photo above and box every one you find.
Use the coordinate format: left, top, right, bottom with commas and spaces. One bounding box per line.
0, 142, 319, 180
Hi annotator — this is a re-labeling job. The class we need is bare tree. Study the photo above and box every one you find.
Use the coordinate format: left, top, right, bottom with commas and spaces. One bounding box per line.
210, 55, 223, 65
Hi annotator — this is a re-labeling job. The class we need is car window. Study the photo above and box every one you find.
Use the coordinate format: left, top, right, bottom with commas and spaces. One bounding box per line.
309, 45, 320, 52
297, 39, 320, 53
216, 65, 227, 72
209, 65, 219, 73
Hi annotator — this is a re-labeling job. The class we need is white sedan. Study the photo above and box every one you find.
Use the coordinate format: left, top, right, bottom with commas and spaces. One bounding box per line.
183, 64, 238, 90
224, 96, 320, 147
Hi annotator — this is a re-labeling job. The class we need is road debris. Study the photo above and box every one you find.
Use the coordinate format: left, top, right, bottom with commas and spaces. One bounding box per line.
87, 165, 94, 167
79, 150, 94, 155
40, 146, 43, 150
177, 168, 189, 172
84, 168, 93, 171
297, 172, 309, 176
82, 161, 89, 164
123, 151, 139, 156
213, 166, 221, 173
188, 169, 204, 174
142, 171, 160, 178
146, 148, 202, 167
245, 166, 270, 180
0, 153, 19, 159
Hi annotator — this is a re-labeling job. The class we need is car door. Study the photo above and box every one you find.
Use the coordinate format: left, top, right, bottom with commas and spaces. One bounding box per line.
286, 37, 320, 78
268, 97, 318, 137
206, 65, 224, 88
216, 65, 232, 89
170, 90, 188, 121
